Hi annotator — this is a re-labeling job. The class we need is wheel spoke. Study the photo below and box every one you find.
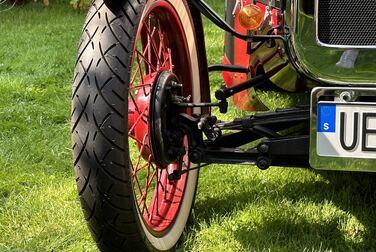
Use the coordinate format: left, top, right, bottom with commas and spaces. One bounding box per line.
130, 46, 148, 87
131, 160, 144, 196
128, 107, 148, 135
139, 167, 156, 217
128, 92, 141, 114
135, 49, 157, 73
129, 83, 152, 91
135, 52, 145, 86
150, 167, 159, 220
135, 162, 149, 173
157, 28, 172, 70
143, 170, 156, 202
143, 20, 162, 67
129, 134, 143, 145
133, 173, 143, 196
127, 8, 193, 233
167, 48, 174, 71
140, 196, 150, 216
147, 17, 153, 74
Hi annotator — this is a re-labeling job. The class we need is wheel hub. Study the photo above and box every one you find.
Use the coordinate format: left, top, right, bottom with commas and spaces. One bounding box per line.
150, 71, 185, 167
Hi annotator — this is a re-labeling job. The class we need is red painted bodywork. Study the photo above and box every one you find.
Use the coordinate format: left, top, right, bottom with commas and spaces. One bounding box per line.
223, 1, 281, 111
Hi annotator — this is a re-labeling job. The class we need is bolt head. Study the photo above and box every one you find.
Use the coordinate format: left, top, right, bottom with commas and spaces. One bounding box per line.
257, 157, 271, 170
258, 144, 269, 153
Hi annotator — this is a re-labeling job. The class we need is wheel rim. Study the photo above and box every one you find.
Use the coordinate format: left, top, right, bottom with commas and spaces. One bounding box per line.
127, 2, 193, 234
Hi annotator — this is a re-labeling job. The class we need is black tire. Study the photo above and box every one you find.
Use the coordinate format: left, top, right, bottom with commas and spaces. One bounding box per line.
72, 0, 209, 251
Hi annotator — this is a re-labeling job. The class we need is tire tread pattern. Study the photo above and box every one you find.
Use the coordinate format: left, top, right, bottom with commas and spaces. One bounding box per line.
72, 1, 209, 251
72, 0, 147, 251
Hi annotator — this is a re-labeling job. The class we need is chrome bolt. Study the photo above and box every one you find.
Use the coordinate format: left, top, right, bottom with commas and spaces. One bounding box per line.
170, 81, 183, 89
340, 91, 353, 102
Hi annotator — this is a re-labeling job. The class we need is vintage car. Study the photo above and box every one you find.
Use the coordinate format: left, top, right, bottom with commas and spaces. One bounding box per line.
71, 0, 376, 251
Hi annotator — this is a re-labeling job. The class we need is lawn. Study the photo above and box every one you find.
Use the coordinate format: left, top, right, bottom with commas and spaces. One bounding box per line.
1, 0, 376, 251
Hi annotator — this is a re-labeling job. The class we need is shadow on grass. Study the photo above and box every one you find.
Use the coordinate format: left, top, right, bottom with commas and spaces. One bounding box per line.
233, 218, 347, 251
188, 169, 376, 251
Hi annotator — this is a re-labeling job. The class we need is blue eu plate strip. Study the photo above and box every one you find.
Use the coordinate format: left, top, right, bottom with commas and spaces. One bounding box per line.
317, 104, 336, 133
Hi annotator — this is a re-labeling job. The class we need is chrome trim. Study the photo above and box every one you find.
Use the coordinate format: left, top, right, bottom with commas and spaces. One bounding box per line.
314, 0, 376, 49
283, 0, 376, 88
291, 0, 298, 33
310, 87, 376, 172
249, 0, 376, 92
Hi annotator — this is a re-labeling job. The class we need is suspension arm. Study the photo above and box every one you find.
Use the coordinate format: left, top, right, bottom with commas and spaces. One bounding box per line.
193, 135, 309, 169
176, 109, 310, 169
219, 106, 310, 130
208, 64, 249, 73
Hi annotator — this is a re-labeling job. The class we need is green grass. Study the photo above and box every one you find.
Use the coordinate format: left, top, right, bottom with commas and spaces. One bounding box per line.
1, 1, 376, 251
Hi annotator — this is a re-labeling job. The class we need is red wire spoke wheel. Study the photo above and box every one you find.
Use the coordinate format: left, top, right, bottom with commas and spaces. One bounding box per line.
72, 0, 209, 251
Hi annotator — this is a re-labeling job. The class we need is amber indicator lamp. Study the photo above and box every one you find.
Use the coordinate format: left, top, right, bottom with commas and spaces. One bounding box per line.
238, 4, 264, 30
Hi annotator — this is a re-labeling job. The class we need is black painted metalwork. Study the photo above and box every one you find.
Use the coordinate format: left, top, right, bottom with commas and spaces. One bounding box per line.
215, 74, 267, 100
208, 64, 249, 73
188, 0, 287, 43
173, 104, 310, 171
198, 135, 309, 169
150, 71, 186, 167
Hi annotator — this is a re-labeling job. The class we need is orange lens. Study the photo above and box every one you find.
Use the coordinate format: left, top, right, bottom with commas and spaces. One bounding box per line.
238, 4, 264, 31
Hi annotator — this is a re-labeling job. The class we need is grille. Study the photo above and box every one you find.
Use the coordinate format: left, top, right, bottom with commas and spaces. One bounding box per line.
317, 0, 376, 47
